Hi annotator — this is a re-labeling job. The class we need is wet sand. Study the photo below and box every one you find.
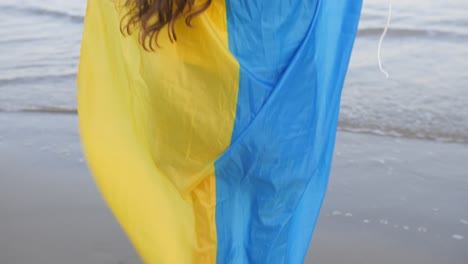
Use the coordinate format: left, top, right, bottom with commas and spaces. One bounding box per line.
1, 112, 467, 264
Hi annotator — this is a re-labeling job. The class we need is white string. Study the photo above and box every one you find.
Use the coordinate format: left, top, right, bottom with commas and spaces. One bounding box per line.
378, 0, 392, 78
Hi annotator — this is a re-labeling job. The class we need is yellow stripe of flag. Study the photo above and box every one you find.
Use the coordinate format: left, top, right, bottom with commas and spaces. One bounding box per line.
77, 0, 239, 262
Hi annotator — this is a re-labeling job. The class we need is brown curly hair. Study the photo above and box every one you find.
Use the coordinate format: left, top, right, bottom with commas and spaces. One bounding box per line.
120, 0, 212, 50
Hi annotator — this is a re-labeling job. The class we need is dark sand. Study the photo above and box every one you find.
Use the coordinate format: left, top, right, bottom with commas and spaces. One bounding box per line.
1, 113, 467, 264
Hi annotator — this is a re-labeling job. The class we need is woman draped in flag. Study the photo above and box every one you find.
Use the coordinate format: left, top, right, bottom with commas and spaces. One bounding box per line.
77, 0, 362, 263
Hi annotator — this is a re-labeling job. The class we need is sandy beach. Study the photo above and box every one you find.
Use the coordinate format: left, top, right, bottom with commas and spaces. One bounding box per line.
1, 112, 466, 264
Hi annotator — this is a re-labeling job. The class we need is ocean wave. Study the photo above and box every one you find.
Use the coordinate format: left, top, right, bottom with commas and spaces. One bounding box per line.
0, 107, 77, 115
2, 5, 84, 23
0, 106, 466, 144
338, 121, 468, 145
357, 27, 467, 40
0, 72, 76, 87
0, 36, 51, 45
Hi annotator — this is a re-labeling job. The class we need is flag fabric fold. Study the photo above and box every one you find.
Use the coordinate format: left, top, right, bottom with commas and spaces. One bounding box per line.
77, 0, 362, 263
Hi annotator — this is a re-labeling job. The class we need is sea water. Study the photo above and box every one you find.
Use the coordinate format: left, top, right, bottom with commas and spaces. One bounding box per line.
0, 0, 467, 143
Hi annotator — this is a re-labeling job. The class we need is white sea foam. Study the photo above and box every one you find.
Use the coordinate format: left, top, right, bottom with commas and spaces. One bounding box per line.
379, 219, 389, 225
332, 211, 342, 216
417, 226, 428, 233
452, 234, 464, 240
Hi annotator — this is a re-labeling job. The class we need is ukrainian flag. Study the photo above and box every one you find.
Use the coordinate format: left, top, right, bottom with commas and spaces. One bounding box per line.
77, 0, 362, 263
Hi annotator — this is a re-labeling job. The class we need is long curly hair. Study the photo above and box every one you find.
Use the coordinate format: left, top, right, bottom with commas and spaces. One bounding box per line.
120, 0, 212, 50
